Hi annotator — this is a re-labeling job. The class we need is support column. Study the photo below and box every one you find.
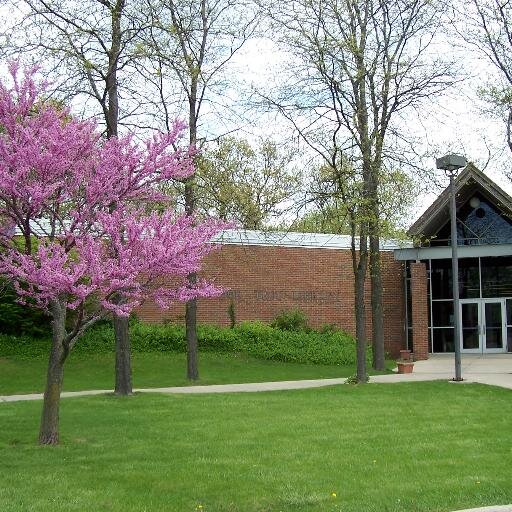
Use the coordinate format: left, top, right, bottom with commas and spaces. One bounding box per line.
410, 262, 429, 360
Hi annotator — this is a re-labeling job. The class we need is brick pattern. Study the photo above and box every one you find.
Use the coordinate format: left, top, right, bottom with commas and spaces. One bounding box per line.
410, 262, 429, 360
136, 244, 407, 358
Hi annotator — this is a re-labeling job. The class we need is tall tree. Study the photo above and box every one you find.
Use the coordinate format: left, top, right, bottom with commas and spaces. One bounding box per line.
8, 0, 153, 395
263, 0, 455, 377
293, 164, 415, 238
0, 66, 225, 444
196, 136, 301, 228
142, 0, 257, 379
464, 1, 512, 159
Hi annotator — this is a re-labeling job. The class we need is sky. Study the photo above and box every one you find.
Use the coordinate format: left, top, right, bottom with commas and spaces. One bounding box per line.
2, 2, 511, 226
227, 31, 512, 222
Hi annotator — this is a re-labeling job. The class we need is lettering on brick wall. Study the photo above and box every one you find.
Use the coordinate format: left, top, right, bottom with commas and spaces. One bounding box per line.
224, 289, 342, 305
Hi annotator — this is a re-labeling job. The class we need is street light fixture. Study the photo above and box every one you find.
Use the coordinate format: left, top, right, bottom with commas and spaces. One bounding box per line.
436, 153, 467, 382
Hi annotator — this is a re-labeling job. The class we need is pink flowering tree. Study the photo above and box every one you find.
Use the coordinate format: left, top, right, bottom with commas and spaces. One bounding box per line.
0, 63, 226, 445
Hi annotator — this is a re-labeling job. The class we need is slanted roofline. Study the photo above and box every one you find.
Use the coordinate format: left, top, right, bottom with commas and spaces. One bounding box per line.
407, 163, 512, 239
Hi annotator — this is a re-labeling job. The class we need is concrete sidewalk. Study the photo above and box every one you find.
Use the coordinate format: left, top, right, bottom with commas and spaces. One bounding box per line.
0, 378, 348, 402
1, 354, 511, 403
452, 507, 512, 512
370, 353, 512, 390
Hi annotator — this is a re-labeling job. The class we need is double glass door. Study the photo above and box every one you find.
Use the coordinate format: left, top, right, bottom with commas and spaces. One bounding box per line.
460, 299, 507, 353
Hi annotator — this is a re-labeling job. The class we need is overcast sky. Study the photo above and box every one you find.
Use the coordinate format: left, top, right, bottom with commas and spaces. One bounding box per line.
2, 3, 511, 225
228, 32, 512, 221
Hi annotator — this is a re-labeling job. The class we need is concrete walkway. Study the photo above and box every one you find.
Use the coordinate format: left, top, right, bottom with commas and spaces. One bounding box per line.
371, 354, 512, 390
452, 507, 512, 512
1, 354, 511, 403
0, 378, 348, 402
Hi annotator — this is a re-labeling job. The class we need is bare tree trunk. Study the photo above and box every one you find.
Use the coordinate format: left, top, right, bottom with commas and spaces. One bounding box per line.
107, 0, 134, 394
185, 169, 199, 380
355, 254, 368, 383
114, 314, 132, 395
370, 234, 385, 370
185, 74, 200, 380
350, 215, 368, 384
39, 299, 67, 445
185, 273, 199, 380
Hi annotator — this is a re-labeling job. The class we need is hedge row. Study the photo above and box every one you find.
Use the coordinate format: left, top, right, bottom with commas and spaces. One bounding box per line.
0, 320, 371, 366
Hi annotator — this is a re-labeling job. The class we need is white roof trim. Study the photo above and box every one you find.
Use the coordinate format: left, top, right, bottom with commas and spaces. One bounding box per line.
214, 229, 408, 251
394, 243, 512, 261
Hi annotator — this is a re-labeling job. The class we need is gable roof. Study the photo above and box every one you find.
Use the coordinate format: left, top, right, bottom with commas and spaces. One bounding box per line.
408, 163, 512, 238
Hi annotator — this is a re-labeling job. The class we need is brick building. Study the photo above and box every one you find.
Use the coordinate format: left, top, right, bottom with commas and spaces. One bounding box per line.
138, 165, 512, 360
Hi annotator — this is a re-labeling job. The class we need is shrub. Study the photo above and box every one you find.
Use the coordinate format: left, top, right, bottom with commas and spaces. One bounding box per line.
270, 308, 309, 332
0, 333, 50, 358
0, 280, 50, 338
240, 322, 370, 365
0, 318, 371, 367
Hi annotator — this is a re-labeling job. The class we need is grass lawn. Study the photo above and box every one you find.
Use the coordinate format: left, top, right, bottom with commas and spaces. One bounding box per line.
0, 382, 511, 511
0, 352, 389, 395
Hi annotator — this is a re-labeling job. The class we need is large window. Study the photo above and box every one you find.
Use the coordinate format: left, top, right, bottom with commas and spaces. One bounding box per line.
430, 258, 479, 299
481, 256, 512, 297
423, 256, 512, 352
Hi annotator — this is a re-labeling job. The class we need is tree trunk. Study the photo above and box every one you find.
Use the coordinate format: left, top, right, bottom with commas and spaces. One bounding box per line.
185, 272, 199, 380
370, 234, 386, 370
185, 81, 199, 380
355, 256, 368, 383
107, 1, 134, 394
114, 314, 133, 395
39, 299, 67, 445
350, 217, 368, 384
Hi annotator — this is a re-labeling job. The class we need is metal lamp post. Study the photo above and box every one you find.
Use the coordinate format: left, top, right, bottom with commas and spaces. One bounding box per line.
436, 154, 467, 382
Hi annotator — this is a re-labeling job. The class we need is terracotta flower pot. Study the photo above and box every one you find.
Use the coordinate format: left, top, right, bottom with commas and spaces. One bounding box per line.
397, 361, 414, 374
399, 349, 412, 361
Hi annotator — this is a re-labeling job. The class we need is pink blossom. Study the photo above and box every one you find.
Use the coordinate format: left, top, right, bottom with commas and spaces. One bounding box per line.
0, 63, 227, 324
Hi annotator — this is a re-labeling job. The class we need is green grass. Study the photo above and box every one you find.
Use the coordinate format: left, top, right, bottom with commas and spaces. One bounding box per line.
1, 383, 511, 511
0, 352, 384, 395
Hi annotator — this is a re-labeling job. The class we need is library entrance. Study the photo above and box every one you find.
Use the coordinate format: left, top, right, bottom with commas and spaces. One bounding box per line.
395, 164, 512, 358
460, 299, 507, 353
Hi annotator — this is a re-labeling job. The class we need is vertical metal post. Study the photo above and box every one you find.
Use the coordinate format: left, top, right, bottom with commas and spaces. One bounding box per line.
450, 173, 463, 381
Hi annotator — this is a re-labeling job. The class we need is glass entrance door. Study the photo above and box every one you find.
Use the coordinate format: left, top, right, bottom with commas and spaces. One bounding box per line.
483, 300, 506, 352
460, 299, 507, 353
461, 302, 480, 352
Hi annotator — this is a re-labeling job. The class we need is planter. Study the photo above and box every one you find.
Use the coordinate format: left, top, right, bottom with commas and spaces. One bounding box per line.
399, 349, 413, 361
397, 361, 414, 374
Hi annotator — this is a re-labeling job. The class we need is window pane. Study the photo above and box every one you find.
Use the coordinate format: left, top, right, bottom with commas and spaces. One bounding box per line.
507, 299, 512, 325
430, 258, 479, 299
481, 256, 512, 297
459, 258, 480, 298
485, 302, 503, 349
431, 259, 452, 299
432, 328, 454, 352
432, 301, 453, 327
507, 327, 512, 352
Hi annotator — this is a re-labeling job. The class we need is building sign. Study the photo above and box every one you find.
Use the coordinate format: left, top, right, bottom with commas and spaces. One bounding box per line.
224, 289, 342, 305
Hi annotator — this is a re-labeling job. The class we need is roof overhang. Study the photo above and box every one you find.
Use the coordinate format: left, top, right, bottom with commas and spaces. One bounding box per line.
394, 243, 512, 261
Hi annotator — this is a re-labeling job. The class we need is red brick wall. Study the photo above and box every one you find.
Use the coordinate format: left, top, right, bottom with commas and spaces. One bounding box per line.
136, 244, 407, 358
410, 261, 429, 360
